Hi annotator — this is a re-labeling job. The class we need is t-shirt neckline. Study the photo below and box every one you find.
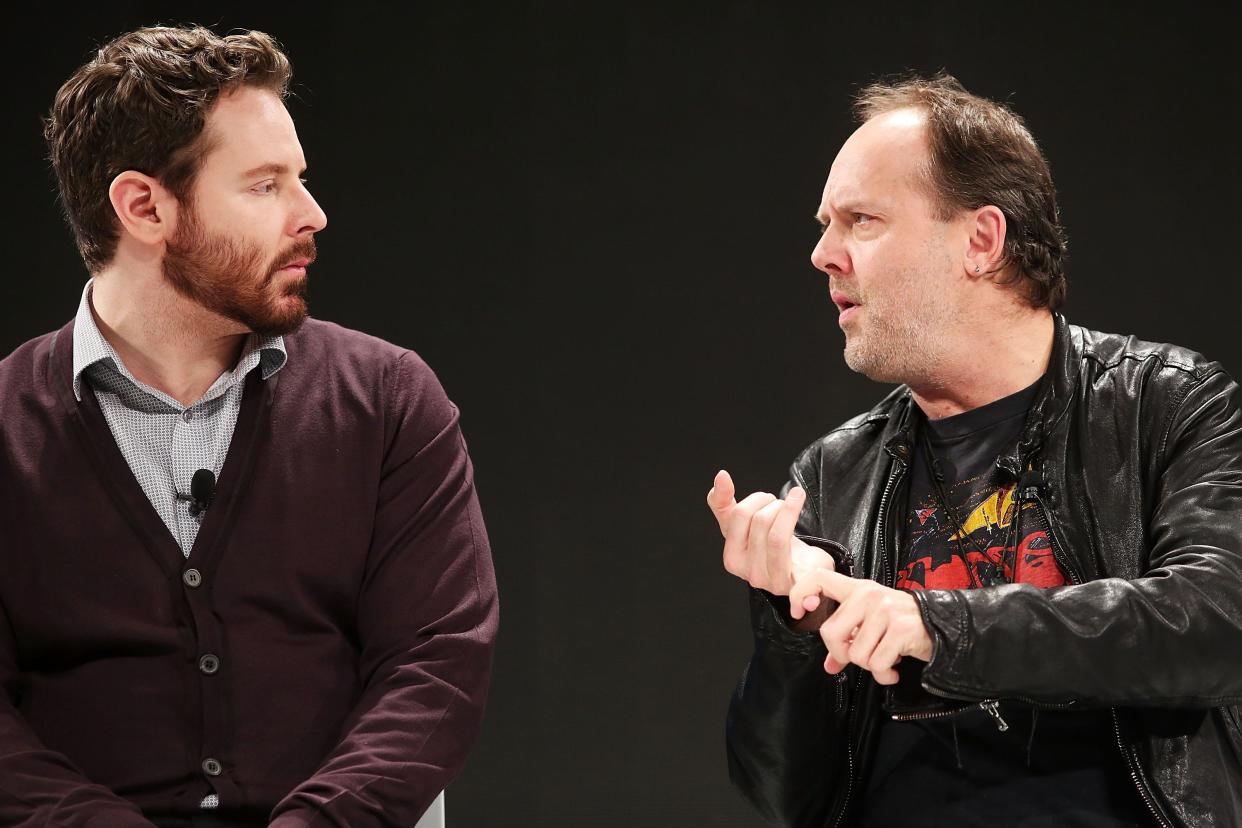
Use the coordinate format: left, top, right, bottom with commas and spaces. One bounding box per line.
923, 376, 1044, 443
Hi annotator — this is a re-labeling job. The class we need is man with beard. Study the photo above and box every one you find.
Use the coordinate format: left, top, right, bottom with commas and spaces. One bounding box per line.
0, 25, 498, 827
710, 75, 1242, 826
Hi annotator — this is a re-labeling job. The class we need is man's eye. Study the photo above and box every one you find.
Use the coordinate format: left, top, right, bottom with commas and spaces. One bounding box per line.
253, 182, 277, 194
853, 213, 872, 225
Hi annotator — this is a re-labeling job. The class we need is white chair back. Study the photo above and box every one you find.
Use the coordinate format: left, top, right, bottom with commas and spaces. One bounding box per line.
414, 792, 445, 828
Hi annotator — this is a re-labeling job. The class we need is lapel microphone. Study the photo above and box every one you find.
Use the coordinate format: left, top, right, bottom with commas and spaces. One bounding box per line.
176, 468, 217, 518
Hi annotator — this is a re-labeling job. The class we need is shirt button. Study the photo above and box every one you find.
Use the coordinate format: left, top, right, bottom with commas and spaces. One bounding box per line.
199, 654, 221, 675
202, 757, 222, 776
183, 568, 202, 588
181, 410, 193, 422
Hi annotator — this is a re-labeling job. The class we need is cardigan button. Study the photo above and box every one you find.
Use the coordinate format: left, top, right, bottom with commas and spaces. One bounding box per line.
199, 654, 220, 675
183, 569, 202, 588
202, 757, 222, 776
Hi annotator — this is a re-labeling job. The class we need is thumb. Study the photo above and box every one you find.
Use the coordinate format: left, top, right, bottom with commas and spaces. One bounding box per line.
706, 469, 737, 533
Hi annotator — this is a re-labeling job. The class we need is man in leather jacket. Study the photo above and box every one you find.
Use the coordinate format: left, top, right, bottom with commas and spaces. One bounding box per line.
707, 74, 1242, 827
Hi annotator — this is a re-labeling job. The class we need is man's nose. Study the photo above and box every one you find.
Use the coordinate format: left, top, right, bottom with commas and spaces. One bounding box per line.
292, 185, 328, 235
810, 226, 848, 275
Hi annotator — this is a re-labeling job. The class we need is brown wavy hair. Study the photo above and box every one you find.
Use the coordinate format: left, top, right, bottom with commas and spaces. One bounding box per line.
854, 72, 1068, 310
45, 25, 292, 273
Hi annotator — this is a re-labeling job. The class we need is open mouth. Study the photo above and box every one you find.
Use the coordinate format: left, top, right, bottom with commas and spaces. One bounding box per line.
830, 290, 860, 315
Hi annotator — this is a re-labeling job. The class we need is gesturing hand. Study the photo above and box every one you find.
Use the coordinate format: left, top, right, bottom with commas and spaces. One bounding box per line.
706, 469, 833, 596
788, 567, 932, 685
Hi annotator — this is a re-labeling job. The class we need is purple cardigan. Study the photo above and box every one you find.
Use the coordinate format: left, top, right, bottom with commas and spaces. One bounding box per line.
0, 318, 499, 826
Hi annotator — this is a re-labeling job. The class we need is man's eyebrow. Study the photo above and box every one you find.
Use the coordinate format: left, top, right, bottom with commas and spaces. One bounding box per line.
240, 162, 306, 179
818, 197, 877, 222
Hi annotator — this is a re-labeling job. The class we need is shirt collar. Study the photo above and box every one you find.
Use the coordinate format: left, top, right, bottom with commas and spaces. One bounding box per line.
71, 279, 288, 402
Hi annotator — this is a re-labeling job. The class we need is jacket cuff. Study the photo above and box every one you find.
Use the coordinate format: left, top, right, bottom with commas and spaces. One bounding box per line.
793, 533, 853, 576
750, 588, 827, 656
912, 588, 974, 687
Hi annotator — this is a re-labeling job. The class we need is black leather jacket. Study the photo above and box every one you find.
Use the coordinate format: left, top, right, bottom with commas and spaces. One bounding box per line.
726, 315, 1242, 828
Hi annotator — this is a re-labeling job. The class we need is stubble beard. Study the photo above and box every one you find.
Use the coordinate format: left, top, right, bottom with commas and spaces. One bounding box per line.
162, 204, 314, 337
840, 263, 956, 386
843, 311, 943, 384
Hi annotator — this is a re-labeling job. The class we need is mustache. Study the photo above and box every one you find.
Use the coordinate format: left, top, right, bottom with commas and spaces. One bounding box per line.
272, 237, 318, 272
829, 278, 860, 304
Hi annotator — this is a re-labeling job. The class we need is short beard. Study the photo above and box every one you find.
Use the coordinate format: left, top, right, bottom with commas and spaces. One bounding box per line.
843, 314, 944, 384
162, 203, 314, 337
838, 255, 958, 386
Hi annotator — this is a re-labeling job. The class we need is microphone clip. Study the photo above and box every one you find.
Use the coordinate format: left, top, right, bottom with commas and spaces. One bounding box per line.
176, 468, 217, 518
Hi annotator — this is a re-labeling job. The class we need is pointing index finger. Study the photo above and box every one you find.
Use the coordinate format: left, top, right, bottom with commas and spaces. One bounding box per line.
814, 569, 858, 602
788, 565, 835, 620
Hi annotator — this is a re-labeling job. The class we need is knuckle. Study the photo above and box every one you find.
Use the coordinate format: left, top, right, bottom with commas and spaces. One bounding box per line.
727, 516, 752, 541
750, 511, 770, 538
731, 503, 754, 523
823, 627, 845, 650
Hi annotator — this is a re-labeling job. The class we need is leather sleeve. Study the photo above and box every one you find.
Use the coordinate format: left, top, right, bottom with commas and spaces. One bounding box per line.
917, 368, 1242, 707
725, 456, 853, 827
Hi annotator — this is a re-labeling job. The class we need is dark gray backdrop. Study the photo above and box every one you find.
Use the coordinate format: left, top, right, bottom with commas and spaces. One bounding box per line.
6, 3, 1240, 825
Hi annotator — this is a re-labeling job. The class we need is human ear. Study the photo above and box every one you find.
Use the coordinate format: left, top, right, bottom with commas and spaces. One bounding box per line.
964, 205, 1007, 278
107, 171, 177, 247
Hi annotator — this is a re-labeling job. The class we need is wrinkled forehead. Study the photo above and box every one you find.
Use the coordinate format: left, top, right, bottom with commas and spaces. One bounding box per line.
821, 108, 931, 210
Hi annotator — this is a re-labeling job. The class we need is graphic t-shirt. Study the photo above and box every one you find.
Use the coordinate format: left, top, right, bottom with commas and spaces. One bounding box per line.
897, 380, 1067, 592
856, 380, 1148, 827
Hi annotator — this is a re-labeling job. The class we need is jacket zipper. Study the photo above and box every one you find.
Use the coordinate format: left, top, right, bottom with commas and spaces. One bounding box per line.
895, 695, 1083, 732
1111, 711, 1173, 828
1019, 487, 1084, 586
833, 671, 862, 828
892, 699, 1011, 731
831, 454, 907, 828
1025, 489, 1174, 828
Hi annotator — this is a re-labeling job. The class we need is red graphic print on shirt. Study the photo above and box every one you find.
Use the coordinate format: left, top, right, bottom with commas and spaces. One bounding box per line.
897, 476, 1068, 591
